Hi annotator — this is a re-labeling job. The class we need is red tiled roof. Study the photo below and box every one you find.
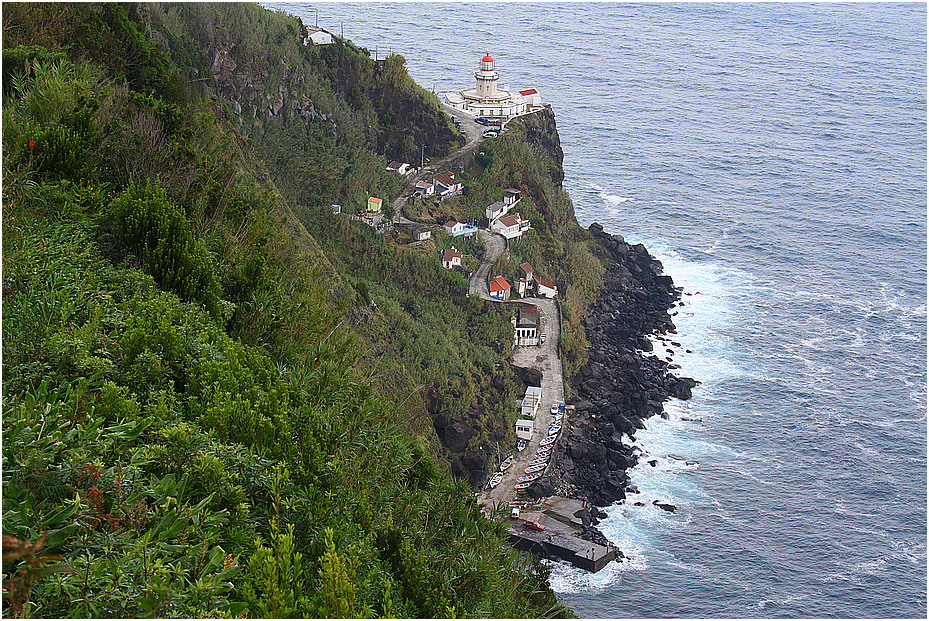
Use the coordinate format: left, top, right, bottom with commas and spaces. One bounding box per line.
443, 248, 462, 262
499, 214, 521, 227
519, 262, 533, 275
490, 277, 511, 292
433, 171, 457, 187
368, 197, 382, 204
536, 276, 556, 289
444, 220, 459, 228
518, 89, 538, 96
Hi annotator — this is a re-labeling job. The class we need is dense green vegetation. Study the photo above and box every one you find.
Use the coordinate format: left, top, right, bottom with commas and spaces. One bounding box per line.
2, 3, 574, 618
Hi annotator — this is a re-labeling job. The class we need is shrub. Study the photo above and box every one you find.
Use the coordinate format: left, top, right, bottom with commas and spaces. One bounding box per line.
108, 180, 222, 319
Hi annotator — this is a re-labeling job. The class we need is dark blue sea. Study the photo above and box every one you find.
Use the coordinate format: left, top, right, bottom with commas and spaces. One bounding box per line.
268, 3, 927, 617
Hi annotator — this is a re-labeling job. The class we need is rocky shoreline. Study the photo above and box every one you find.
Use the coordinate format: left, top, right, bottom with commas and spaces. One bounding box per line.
526, 222, 698, 508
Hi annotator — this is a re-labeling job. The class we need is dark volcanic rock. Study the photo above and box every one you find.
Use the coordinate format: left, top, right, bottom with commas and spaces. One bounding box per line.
560, 223, 699, 507
441, 421, 476, 453
653, 500, 677, 513
511, 364, 543, 387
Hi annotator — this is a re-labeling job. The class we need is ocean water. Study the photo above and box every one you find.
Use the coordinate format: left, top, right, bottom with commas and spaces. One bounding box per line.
267, 3, 927, 617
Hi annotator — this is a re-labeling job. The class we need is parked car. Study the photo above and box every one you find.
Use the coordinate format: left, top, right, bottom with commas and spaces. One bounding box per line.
550, 403, 559, 414
510, 507, 521, 519
482, 130, 499, 138
540, 332, 547, 343
523, 520, 545, 531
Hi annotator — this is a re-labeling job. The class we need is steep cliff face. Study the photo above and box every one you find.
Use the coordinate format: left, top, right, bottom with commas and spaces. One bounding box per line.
145, 2, 460, 162
518, 107, 566, 186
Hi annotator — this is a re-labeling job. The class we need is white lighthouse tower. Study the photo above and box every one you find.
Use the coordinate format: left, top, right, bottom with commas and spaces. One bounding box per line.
445, 53, 540, 120
475, 53, 499, 98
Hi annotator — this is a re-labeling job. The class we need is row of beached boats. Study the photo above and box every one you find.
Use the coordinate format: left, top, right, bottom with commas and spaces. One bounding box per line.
486, 410, 567, 490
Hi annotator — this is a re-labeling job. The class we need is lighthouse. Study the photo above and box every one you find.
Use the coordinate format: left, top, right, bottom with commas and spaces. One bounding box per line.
475, 53, 499, 98
444, 53, 542, 120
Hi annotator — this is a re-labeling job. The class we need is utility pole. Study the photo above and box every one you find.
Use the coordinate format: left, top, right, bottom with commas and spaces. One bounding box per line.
341, 22, 344, 39
314, 8, 318, 27
421, 144, 425, 168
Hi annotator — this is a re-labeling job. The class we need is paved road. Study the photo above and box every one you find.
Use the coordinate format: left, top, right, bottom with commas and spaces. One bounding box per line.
384, 107, 566, 512
479, 295, 564, 512
391, 105, 486, 222
468, 229, 507, 298
466, 228, 566, 512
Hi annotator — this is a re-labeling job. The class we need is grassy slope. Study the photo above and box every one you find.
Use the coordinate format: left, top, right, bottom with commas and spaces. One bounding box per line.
1, 2, 571, 617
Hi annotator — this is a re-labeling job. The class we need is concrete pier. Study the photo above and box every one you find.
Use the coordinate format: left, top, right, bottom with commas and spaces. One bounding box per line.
505, 496, 618, 572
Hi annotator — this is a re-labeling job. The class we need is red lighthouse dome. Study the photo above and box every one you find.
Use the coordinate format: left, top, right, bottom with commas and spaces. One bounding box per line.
482, 53, 494, 63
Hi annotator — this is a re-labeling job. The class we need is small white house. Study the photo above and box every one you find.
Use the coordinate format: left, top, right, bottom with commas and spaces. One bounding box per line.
387, 161, 411, 175
515, 419, 535, 441
331, 204, 341, 214
433, 171, 462, 196
485, 200, 508, 221
306, 27, 333, 45
537, 276, 558, 299
414, 181, 435, 197
518, 88, 542, 107
520, 386, 543, 419
414, 226, 432, 241
516, 261, 534, 296
491, 213, 530, 240
503, 188, 522, 207
489, 276, 512, 301
444, 220, 478, 237
514, 305, 540, 346
442, 247, 463, 269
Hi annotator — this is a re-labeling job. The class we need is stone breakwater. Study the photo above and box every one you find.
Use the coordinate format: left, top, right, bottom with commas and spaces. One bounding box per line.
527, 222, 698, 507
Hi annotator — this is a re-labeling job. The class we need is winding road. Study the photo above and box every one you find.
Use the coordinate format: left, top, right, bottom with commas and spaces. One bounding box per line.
466, 231, 566, 512
391, 104, 487, 222
386, 106, 567, 512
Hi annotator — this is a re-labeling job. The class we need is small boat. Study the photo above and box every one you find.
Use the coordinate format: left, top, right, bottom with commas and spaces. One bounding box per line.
500, 455, 514, 470
539, 436, 556, 447
535, 448, 553, 457
516, 472, 541, 483
547, 425, 561, 436
528, 457, 548, 466
516, 439, 527, 451
487, 473, 504, 488
553, 412, 564, 422
524, 463, 545, 474
514, 481, 533, 490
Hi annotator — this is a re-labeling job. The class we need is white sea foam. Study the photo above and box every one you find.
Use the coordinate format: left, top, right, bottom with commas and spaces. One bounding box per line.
552, 237, 748, 595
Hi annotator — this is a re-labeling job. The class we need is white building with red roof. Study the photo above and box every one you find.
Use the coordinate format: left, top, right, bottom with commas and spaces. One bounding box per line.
490, 212, 531, 240
536, 275, 558, 299
518, 88, 542, 107
442, 247, 463, 269
516, 262, 534, 296
433, 171, 463, 196
489, 276, 512, 301
444, 54, 541, 120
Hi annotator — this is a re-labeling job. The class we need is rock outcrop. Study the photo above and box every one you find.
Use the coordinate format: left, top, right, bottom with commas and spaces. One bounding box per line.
538, 223, 698, 506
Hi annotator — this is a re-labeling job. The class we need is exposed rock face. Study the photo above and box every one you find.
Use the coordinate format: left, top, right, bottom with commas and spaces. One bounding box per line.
543, 222, 699, 507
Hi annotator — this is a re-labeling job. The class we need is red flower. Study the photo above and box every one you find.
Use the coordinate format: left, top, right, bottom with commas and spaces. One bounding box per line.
28, 139, 35, 148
